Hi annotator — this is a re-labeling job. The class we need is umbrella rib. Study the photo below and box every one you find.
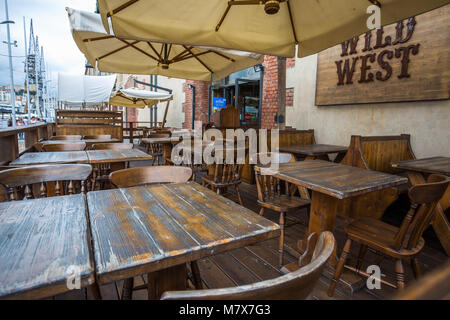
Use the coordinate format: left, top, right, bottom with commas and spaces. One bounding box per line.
98, 40, 139, 60
119, 39, 160, 62
107, 0, 140, 17
171, 50, 211, 63
147, 42, 163, 61
170, 48, 191, 62
83, 35, 115, 43
286, 0, 298, 44
208, 50, 235, 62
182, 45, 213, 73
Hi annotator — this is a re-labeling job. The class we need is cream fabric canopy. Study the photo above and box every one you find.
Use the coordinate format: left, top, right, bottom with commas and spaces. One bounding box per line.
97, 0, 448, 58
109, 88, 172, 108
67, 8, 264, 81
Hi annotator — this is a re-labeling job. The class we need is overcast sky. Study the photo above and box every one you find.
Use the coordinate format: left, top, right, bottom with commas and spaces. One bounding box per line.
0, 0, 96, 91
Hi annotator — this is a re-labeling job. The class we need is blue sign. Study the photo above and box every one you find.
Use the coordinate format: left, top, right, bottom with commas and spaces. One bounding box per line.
213, 97, 227, 112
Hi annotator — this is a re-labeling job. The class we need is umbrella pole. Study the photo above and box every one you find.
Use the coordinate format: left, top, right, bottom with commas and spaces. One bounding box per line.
161, 100, 170, 128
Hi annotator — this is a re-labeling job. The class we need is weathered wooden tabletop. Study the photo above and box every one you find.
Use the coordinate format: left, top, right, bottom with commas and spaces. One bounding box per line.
86, 149, 152, 164
9, 151, 89, 166
87, 182, 280, 284
391, 157, 450, 175
141, 137, 180, 144
279, 144, 348, 156
40, 139, 120, 146
256, 160, 408, 199
0, 194, 95, 299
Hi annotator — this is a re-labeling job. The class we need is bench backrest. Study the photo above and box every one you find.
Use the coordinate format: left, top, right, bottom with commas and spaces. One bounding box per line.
341, 134, 415, 173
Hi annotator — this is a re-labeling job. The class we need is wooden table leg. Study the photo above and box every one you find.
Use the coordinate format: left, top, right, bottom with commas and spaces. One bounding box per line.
407, 172, 450, 256
297, 191, 339, 267
163, 143, 173, 165
147, 264, 187, 300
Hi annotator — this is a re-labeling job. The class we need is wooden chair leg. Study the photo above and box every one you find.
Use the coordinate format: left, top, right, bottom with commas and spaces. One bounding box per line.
328, 238, 352, 297
411, 257, 421, 279
234, 185, 243, 206
395, 259, 405, 290
279, 211, 286, 268
190, 261, 203, 289
88, 283, 102, 300
121, 277, 134, 300
356, 244, 367, 271
259, 207, 265, 216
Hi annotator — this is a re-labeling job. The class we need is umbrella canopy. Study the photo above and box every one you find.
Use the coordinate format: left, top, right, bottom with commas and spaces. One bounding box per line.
97, 0, 448, 58
109, 88, 172, 108
67, 8, 264, 81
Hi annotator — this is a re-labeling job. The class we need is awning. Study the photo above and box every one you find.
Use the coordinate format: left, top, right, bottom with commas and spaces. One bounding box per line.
58, 73, 116, 106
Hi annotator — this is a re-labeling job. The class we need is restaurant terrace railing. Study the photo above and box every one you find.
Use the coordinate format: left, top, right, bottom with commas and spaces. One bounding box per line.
0, 123, 56, 165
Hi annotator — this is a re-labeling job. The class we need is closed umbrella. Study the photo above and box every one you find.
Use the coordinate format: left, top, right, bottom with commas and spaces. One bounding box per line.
67, 8, 264, 81
97, 0, 448, 57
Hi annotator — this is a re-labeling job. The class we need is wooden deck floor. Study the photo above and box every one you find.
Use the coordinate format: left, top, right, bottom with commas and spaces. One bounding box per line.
53, 158, 448, 300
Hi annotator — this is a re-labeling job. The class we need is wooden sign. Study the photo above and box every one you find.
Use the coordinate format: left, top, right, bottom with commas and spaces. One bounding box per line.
315, 5, 449, 105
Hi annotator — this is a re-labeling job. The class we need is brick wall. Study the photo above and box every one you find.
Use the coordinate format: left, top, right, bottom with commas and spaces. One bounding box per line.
261, 55, 278, 129
182, 80, 210, 129
286, 87, 294, 107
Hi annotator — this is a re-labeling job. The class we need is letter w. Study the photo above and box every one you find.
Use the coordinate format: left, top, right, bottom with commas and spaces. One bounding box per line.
335, 57, 359, 85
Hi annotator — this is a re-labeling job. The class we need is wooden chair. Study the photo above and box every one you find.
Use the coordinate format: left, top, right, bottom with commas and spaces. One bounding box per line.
0, 164, 92, 200
201, 147, 247, 206
328, 174, 450, 296
49, 135, 82, 140
254, 152, 311, 267
83, 134, 111, 139
161, 231, 335, 300
42, 142, 87, 152
90, 143, 133, 150
144, 133, 171, 165
109, 166, 202, 300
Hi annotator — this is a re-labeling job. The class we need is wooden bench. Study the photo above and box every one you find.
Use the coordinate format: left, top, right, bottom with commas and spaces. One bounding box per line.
342, 134, 415, 174
336, 134, 415, 220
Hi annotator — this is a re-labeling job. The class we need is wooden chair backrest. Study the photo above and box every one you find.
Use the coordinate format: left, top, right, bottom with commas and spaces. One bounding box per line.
393, 174, 449, 250
206, 147, 247, 185
341, 134, 415, 173
49, 135, 82, 140
0, 164, 92, 200
83, 134, 111, 139
161, 231, 335, 300
90, 143, 133, 150
276, 129, 316, 148
110, 166, 192, 188
43, 142, 86, 152
254, 153, 295, 203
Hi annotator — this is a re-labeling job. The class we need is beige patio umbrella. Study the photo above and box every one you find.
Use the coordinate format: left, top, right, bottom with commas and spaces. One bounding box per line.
97, 0, 448, 58
109, 88, 173, 127
67, 8, 264, 81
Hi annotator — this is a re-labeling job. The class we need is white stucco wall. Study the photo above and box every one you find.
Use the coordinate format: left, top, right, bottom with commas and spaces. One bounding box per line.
137, 76, 185, 128
286, 54, 450, 158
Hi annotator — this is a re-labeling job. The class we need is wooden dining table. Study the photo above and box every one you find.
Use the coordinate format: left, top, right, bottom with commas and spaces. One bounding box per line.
255, 160, 408, 266
87, 182, 280, 299
0, 194, 95, 299
391, 156, 450, 256
279, 144, 348, 162
141, 136, 181, 165
39, 138, 121, 148
86, 149, 153, 164
9, 151, 89, 166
